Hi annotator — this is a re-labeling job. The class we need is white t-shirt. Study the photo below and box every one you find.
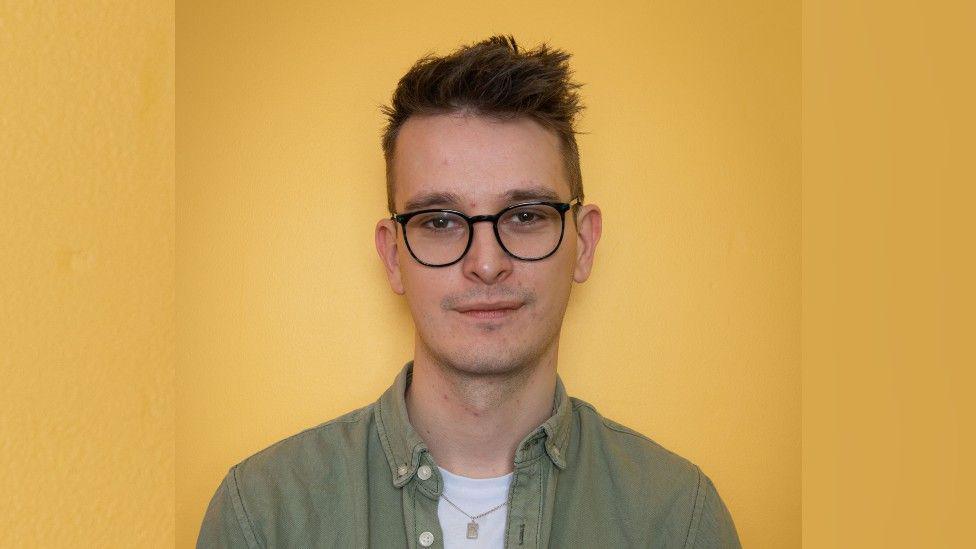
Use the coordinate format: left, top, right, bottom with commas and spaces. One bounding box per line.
436, 466, 513, 549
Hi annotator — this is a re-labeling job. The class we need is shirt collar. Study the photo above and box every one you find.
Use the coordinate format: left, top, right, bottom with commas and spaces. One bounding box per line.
375, 360, 573, 488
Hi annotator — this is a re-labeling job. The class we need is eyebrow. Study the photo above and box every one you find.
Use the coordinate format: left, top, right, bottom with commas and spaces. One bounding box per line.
401, 185, 564, 212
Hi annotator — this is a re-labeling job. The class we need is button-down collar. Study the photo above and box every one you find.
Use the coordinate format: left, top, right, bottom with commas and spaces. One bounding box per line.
375, 361, 572, 488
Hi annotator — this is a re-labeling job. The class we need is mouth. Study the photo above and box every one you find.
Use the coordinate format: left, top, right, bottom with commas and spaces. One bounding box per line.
454, 301, 524, 320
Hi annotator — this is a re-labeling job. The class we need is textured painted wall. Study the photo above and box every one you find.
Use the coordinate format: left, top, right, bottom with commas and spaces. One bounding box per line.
0, 1, 175, 546
803, 1, 976, 547
5, 2, 970, 547
177, 1, 799, 547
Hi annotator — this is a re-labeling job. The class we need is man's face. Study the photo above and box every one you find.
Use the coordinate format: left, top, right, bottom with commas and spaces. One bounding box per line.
375, 113, 601, 377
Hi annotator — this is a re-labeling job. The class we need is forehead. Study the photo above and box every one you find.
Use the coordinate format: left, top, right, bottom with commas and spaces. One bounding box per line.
392, 113, 571, 211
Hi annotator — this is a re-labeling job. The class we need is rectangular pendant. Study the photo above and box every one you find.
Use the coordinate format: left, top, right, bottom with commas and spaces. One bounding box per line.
466, 520, 479, 539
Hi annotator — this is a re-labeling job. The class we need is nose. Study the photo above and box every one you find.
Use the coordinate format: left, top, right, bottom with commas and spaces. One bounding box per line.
461, 220, 513, 285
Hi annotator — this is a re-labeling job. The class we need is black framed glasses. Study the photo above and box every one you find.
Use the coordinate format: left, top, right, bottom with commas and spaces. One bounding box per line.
392, 197, 582, 267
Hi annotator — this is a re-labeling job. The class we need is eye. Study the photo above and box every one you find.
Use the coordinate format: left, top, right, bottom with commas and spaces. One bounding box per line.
413, 212, 463, 232
427, 217, 453, 229
508, 208, 549, 224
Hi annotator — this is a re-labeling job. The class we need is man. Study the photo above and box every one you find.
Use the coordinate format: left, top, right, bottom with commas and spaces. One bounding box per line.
198, 35, 740, 548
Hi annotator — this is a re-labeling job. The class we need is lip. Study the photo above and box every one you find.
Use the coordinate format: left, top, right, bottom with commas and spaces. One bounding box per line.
455, 301, 523, 320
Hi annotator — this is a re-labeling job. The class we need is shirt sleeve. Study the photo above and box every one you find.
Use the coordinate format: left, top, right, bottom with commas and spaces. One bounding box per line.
686, 471, 741, 548
196, 466, 260, 549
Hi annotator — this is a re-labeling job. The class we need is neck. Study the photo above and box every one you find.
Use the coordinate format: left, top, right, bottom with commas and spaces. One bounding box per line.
404, 343, 559, 479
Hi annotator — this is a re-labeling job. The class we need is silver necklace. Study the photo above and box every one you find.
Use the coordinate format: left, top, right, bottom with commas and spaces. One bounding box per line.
439, 493, 508, 539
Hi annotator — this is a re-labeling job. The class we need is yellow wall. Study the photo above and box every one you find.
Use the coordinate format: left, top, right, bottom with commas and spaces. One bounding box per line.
803, 1, 976, 546
9, 1, 972, 547
0, 1, 175, 546
9, 1, 974, 547
176, 1, 799, 547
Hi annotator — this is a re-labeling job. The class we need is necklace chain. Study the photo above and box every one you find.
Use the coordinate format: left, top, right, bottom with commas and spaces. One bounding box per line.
439, 492, 508, 520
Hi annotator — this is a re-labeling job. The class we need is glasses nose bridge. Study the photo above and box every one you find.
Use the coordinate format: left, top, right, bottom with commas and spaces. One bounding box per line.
467, 213, 498, 226
465, 213, 503, 251
461, 210, 511, 259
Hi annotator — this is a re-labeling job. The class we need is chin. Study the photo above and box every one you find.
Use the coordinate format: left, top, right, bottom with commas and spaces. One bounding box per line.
434, 343, 540, 378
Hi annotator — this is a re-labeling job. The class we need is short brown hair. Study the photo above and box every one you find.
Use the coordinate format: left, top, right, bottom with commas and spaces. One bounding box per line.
380, 35, 585, 214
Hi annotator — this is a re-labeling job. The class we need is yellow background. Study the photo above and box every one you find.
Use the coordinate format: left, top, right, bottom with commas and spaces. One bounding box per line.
803, 1, 975, 546
176, 2, 798, 547
3, 0, 972, 547
0, 1, 175, 546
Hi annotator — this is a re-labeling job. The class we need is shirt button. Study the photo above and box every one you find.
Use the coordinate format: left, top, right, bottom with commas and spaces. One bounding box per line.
397, 465, 409, 476
419, 531, 435, 547
417, 464, 432, 480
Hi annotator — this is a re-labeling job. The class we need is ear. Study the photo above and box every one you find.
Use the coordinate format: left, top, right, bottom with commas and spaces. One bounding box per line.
375, 218, 405, 295
572, 204, 603, 283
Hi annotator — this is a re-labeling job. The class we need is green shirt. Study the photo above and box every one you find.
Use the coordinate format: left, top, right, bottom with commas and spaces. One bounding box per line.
197, 362, 740, 548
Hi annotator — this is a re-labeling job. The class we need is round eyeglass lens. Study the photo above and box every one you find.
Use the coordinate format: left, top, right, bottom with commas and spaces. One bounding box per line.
497, 204, 563, 259
405, 211, 469, 265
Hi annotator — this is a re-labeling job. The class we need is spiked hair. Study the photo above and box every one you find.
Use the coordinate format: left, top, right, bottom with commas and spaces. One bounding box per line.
380, 35, 585, 214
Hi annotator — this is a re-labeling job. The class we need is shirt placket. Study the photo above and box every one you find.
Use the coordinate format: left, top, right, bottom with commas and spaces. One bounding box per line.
401, 452, 446, 549
504, 459, 543, 547
377, 363, 570, 549
399, 441, 558, 549
503, 432, 560, 548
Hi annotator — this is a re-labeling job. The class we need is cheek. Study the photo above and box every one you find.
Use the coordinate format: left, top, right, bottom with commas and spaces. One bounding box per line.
400, 267, 451, 319
526, 267, 573, 320
560, 236, 579, 270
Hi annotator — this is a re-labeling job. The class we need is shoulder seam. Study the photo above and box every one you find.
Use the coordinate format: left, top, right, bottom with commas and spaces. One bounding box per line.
600, 419, 655, 443
236, 404, 373, 468
572, 399, 658, 445
683, 465, 706, 549
572, 399, 701, 477
230, 464, 261, 548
